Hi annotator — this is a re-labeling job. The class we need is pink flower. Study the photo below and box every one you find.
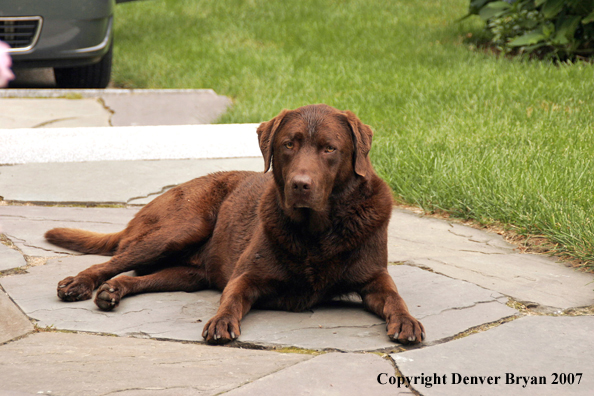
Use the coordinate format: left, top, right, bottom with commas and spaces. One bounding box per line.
0, 41, 16, 87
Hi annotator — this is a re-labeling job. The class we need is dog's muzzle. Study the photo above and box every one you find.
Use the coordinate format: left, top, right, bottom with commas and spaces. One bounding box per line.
287, 173, 324, 209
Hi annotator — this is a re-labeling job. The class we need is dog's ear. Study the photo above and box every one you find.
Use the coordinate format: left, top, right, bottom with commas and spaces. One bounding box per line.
257, 109, 290, 172
343, 110, 373, 177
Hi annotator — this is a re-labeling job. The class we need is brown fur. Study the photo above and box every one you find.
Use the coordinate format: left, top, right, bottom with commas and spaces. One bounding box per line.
45, 104, 425, 345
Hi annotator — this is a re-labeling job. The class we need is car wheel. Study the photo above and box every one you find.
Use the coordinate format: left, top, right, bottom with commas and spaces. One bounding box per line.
54, 44, 112, 88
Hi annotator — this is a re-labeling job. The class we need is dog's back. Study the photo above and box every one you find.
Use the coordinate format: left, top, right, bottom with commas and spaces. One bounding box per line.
45, 171, 257, 260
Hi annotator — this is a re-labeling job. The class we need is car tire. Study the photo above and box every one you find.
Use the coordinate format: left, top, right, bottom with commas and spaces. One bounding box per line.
54, 44, 112, 89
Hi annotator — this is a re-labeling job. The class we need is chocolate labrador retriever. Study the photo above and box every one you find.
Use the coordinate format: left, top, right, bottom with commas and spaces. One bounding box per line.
45, 104, 425, 345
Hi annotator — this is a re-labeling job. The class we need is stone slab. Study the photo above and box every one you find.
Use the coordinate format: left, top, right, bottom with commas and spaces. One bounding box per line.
388, 210, 516, 260
0, 124, 261, 164
0, 158, 264, 204
0, 89, 218, 99
0, 244, 26, 271
410, 255, 593, 311
102, 90, 232, 126
389, 209, 594, 310
1, 255, 223, 342
225, 352, 414, 396
0, 332, 311, 396
0, 206, 139, 256
0, 98, 111, 129
0, 253, 516, 351
393, 316, 594, 396
0, 289, 33, 344
0, 89, 232, 128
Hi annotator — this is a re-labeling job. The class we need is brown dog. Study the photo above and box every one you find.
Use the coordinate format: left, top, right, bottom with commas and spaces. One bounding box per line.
45, 104, 425, 345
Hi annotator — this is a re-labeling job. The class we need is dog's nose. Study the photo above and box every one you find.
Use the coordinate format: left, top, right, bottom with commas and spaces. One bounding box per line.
292, 175, 312, 192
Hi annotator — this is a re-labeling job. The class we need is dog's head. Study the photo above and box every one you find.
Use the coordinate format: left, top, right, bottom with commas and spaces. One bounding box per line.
257, 104, 374, 213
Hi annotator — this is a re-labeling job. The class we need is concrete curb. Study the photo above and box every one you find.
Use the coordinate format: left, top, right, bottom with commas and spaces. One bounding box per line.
0, 124, 261, 164
0, 88, 220, 98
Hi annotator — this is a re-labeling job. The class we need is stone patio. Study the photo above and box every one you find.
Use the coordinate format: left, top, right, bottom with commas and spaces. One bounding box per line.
1, 90, 593, 395
1, 177, 592, 395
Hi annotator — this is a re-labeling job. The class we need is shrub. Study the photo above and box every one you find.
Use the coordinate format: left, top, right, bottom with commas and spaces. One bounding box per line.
466, 0, 594, 59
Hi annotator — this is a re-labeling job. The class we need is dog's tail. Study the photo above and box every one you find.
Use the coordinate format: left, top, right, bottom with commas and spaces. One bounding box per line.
45, 228, 124, 255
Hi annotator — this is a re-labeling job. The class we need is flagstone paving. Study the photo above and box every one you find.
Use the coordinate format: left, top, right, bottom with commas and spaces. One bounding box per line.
0, 332, 311, 396
387, 210, 594, 310
0, 89, 231, 128
1, 194, 592, 394
1, 90, 593, 394
0, 205, 516, 350
393, 316, 594, 396
0, 289, 33, 345
0, 244, 25, 271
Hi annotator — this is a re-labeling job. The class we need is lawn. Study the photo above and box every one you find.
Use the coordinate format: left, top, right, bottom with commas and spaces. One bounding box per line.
113, 0, 594, 267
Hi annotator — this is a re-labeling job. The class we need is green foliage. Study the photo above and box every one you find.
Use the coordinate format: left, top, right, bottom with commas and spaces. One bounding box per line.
467, 0, 594, 59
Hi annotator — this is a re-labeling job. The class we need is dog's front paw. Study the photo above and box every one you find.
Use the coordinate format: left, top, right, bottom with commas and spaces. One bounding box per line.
94, 281, 123, 311
202, 313, 241, 345
57, 276, 94, 302
387, 314, 425, 344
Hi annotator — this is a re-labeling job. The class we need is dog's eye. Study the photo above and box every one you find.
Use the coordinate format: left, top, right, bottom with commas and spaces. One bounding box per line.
284, 142, 294, 149
324, 146, 336, 153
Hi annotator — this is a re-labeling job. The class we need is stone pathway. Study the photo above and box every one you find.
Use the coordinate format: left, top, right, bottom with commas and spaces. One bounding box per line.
394, 315, 594, 396
0, 89, 231, 128
0, 205, 517, 352
1, 90, 593, 395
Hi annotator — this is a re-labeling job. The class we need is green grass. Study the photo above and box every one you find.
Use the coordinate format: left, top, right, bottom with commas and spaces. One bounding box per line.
113, 0, 594, 267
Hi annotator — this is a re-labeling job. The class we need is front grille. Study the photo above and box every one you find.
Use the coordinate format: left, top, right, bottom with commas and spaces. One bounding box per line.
0, 17, 43, 52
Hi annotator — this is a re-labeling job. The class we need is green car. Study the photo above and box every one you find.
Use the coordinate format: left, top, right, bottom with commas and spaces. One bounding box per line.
0, 0, 119, 88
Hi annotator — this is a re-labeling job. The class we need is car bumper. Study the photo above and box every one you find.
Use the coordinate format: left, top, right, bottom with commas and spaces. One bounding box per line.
2, 0, 115, 68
